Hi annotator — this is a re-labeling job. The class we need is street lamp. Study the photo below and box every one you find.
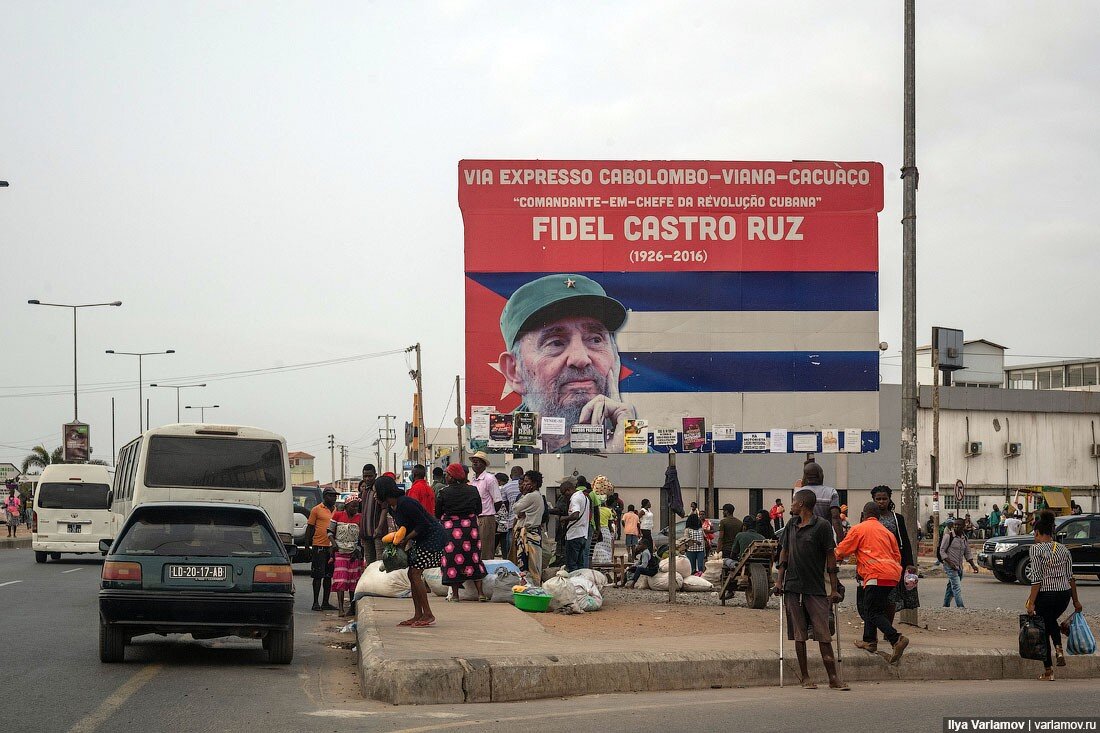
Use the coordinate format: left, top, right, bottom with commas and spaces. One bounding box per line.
149, 383, 206, 423
28, 299, 123, 421
185, 405, 220, 422
105, 349, 175, 431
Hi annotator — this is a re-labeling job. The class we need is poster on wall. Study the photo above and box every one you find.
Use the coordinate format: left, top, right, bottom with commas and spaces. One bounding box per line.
742, 432, 768, 452
822, 429, 840, 453
844, 428, 862, 453
460, 160, 883, 453
713, 424, 737, 441
653, 427, 677, 446
624, 418, 648, 454
514, 412, 537, 447
570, 425, 606, 452
488, 413, 514, 449
792, 433, 818, 453
682, 417, 706, 451
769, 429, 788, 453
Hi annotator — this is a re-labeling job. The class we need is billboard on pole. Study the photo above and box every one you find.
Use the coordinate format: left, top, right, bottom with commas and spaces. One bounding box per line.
460, 160, 883, 453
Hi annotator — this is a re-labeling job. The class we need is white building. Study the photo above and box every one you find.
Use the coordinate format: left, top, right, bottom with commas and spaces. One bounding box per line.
917, 339, 1007, 387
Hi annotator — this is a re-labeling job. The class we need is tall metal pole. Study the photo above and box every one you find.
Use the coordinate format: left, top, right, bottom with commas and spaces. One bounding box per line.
328, 434, 335, 488
455, 375, 465, 465
111, 398, 116, 465
72, 307, 78, 420
146, 398, 150, 431
379, 415, 396, 475
899, 0, 920, 626
138, 356, 144, 431
415, 343, 426, 466
931, 332, 941, 555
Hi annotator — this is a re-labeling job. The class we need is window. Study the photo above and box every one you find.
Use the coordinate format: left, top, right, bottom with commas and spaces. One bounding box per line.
145, 436, 285, 491
1008, 370, 1036, 390
1050, 369, 1064, 389
117, 506, 281, 557
1069, 365, 1083, 387
37, 483, 111, 510
1038, 370, 1051, 390
944, 495, 979, 511
1085, 365, 1099, 387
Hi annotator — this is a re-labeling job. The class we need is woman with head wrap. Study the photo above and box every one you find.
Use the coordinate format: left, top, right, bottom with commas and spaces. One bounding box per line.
329, 495, 364, 616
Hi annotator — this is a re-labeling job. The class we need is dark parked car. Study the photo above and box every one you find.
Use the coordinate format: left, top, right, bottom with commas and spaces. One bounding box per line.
654, 517, 720, 557
977, 514, 1100, 583
292, 486, 324, 562
99, 502, 295, 663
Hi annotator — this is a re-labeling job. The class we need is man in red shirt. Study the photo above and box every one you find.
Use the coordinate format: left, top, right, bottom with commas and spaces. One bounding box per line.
405, 464, 435, 516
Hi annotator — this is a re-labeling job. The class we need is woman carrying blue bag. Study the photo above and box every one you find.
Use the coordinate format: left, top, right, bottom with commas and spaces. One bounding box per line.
1024, 510, 1085, 681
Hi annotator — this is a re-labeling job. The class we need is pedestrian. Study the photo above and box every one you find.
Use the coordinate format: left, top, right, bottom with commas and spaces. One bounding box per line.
801, 461, 845, 541
377, 476, 446, 628
405, 464, 435, 516
773, 488, 848, 690
682, 513, 706, 575
730, 517, 765, 561
580, 481, 599, 568
357, 464, 381, 566
306, 487, 338, 611
963, 514, 975, 539
1069, 500, 1083, 516
604, 489, 624, 540
496, 468, 522, 561
592, 498, 614, 564
430, 466, 446, 497
329, 496, 364, 616
1004, 513, 1024, 537
512, 469, 546, 585
1025, 510, 1085, 681
718, 504, 744, 561
835, 501, 909, 662
771, 498, 785, 532
622, 536, 659, 588
755, 509, 776, 540
469, 451, 502, 560
434, 463, 489, 601
563, 478, 592, 572
638, 498, 655, 549
940, 518, 979, 608
622, 504, 640, 554
3, 487, 20, 538
988, 504, 1002, 538
869, 486, 919, 621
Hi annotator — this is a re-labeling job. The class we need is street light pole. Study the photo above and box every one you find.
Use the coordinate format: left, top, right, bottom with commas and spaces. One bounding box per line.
106, 349, 175, 431
149, 383, 207, 423
185, 405, 220, 422
28, 299, 122, 421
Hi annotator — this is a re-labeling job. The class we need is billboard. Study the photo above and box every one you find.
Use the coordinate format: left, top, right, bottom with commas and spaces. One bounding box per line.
460, 160, 883, 454
63, 421, 90, 463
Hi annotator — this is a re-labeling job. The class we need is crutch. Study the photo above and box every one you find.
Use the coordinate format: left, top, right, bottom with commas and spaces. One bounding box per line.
779, 593, 785, 687
834, 604, 842, 662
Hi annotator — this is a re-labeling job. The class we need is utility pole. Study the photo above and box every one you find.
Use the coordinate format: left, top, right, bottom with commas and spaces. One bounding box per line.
111, 398, 116, 465
931, 329, 941, 557
379, 415, 396, 475
372, 437, 382, 472
899, 0, 920, 626
407, 343, 427, 466
338, 444, 348, 480
328, 434, 335, 488
454, 375, 465, 465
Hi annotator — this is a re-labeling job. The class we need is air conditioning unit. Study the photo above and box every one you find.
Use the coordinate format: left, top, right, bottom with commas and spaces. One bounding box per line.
1004, 442, 1022, 458
965, 441, 983, 457
1091, 444, 1100, 459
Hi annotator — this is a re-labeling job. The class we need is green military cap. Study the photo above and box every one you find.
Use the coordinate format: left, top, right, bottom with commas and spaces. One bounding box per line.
500, 274, 628, 347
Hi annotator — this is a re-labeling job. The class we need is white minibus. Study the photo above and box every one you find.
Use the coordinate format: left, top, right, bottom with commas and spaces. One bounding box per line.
32, 463, 116, 562
111, 424, 294, 554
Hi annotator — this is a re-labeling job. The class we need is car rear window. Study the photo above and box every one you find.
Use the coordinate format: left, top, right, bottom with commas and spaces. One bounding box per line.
117, 506, 283, 557
145, 436, 285, 491
37, 482, 111, 510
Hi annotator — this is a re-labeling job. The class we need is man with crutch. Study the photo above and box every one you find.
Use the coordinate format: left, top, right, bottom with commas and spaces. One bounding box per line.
774, 488, 848, 690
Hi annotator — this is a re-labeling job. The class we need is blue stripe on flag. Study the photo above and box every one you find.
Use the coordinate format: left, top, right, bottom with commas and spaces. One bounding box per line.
469, 271, 877, 311
618, 351, 879, 392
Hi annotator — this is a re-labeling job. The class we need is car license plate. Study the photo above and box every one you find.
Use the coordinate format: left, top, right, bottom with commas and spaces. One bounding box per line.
67, 524, 82, 533
167, 565, 227, 581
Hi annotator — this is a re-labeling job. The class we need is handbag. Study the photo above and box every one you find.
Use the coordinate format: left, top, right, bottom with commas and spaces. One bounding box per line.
1066, 612, 1096, 655
1019, 614, 1048, 660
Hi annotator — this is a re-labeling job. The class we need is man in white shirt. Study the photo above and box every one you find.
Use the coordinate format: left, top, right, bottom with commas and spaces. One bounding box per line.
1004, 515, 1023, 537
564, 480, 592, 571
470, 451, 503, 559
639, 498, 655, 548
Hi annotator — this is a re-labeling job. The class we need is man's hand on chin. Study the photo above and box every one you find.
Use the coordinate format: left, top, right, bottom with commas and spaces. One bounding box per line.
578, 395, 636, 452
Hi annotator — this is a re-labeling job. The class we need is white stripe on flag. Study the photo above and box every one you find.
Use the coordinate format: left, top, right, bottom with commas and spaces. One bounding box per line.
615, 311, 878, 353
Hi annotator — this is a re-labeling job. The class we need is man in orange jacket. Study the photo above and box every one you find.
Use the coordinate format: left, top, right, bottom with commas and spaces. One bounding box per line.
834, 502, 909, 663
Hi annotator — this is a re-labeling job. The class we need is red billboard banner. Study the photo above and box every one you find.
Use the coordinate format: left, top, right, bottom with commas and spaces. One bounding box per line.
460, 160, 883, 454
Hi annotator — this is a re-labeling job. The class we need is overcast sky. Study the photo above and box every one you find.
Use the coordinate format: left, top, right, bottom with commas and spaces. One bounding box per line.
3, 1, 1098, 480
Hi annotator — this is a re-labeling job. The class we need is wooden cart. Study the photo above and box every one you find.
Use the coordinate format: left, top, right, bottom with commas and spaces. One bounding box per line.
718, 539, 777, 609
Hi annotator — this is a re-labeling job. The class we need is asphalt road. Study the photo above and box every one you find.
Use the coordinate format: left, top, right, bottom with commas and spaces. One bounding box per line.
1, 548, 1097, 733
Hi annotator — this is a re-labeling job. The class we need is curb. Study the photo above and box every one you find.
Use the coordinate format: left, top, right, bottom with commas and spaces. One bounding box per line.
0, 539, 31, 550
355, 621, 1100, 705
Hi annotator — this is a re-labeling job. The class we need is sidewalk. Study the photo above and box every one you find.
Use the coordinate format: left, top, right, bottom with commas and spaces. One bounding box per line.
356, 595, 1100, 705
0, 524, 32, 550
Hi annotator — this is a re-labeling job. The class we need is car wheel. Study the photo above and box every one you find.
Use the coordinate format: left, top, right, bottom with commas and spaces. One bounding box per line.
992, 570, 1016, 584
35, 551, 47, 564
1015, 556, 1032, 585
99, 618, 125, 663
267, 618, 294, 664
50, 552, 61, 560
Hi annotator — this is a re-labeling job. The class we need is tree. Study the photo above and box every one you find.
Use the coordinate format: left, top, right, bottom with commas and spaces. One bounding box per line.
20, 445, 107, 474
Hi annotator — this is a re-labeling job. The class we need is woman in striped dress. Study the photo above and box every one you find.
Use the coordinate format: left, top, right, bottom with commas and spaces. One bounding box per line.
1024, 510, 1084, 681
329, 496, 364, 616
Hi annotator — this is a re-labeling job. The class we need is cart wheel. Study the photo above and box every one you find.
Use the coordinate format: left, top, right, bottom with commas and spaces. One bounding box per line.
746, 563, 769, 609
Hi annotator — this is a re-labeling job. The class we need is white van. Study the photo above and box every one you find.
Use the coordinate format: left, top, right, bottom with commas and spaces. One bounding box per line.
32, 463, 116, 562
111, 424, 294, 554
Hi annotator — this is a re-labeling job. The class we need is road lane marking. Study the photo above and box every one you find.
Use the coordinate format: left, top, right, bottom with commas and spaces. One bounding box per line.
0, 580, 22, 588
66, 664, 163, 733
61, 567, 84, 574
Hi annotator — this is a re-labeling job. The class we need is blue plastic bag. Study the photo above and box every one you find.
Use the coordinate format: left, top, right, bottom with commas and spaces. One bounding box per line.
1066, 612, 1096, 656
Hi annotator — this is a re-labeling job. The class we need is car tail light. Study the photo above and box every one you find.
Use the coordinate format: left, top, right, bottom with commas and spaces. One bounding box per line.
102, 562, 142, 582
32, 511, 37, 533
254, 565, 293, 584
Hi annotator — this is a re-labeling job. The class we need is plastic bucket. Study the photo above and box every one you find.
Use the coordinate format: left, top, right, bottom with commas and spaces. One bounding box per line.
513, 591, 552, 613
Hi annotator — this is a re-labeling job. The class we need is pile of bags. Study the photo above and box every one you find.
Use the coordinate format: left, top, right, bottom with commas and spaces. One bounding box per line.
633, 555, 715, 592
542, 569, 608, 612
353, 561, 411, 600
421, 560, 523, 603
